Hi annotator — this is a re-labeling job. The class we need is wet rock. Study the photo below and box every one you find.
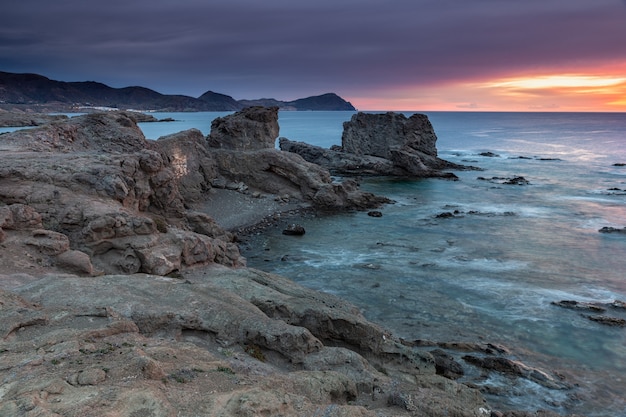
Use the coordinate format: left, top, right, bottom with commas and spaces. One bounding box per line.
504, 176, 530, 185
462, 355, 568, 390
367, 210, 383, 217
436, 211, 456, 218
477, 176, 530, 185
551, 300, 607, 313
585, 315, 626, 327
282, 223, 306, 236
599, 226, 626, 234
430, 349, 464, 380
479, 152, 500, 157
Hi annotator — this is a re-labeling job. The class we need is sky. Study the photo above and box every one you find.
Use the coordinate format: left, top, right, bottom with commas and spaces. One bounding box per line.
2, 0, 626, 112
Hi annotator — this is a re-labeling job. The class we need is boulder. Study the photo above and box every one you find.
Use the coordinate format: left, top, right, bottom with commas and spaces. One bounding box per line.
153, 128, 218, 202
207, 106, 279, 150
282, 223, 306, 236
342, 112, 437, 158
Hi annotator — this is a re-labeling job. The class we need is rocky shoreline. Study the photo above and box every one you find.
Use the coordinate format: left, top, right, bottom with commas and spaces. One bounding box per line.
0, 108, 586, 416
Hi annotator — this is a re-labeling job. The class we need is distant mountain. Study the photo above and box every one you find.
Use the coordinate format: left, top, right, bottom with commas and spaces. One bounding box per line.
232, 93, 356, 111
287, 93, 357, 111
0, 71, 356, 112
196, 91, 241, 111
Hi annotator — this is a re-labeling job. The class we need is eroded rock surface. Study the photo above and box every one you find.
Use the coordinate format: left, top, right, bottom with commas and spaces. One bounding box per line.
1, 267, 492, 417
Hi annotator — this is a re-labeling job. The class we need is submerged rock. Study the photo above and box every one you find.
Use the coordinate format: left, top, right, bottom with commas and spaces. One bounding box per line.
599, 226, 626, 234
477, 176, 530, 185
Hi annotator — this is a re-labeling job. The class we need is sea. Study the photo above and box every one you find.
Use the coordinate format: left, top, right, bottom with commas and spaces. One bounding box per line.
13, 111, 626, 416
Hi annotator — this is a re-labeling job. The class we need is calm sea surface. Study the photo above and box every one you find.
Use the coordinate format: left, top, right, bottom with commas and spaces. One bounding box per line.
23, 111, 623, 416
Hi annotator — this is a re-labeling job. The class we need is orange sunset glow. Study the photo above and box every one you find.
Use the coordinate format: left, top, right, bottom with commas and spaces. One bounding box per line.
353, 66, 626, 113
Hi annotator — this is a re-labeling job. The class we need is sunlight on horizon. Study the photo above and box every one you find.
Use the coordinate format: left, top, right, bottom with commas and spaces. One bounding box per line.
352, 68, 626, 113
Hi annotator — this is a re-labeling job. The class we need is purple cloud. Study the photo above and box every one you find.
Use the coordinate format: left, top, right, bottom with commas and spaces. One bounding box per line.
1, 0, 625, 104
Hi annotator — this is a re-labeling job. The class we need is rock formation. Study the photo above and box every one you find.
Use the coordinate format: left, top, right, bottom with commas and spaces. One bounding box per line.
207, 106, 392, 209
0, 108, 390, 277
0, 111, 243, 276
280, 111, 467, 177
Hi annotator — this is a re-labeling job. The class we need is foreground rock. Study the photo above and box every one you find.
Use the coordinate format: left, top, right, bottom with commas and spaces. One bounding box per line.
280, 112, 467, 177
1, 266, 492, 417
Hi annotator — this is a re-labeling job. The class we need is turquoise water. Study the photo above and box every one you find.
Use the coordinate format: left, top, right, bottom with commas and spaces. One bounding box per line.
140, 111, 626, 415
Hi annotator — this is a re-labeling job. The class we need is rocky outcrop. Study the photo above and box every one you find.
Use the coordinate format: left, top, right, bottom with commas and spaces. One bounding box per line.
280, 112, 466, 177
0, 108, 396, 276
152, 128, 218, 203
0, 111, 244, 276
0, 266, 492, 417
208, 106, 392, 210
207, 106, 280, 150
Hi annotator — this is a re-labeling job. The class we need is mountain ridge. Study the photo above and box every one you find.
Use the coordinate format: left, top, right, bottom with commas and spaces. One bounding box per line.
0, 71, 356, 112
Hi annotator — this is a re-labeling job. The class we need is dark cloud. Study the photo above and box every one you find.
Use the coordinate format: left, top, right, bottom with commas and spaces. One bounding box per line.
2, 0, 625, 104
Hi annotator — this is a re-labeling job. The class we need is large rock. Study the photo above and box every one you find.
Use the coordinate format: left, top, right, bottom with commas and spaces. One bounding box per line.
342, 112, 437, 159
0, 111, 149, 153
152, 128, 218, 202
207, 106, 280, 150
281, 112, 466, 177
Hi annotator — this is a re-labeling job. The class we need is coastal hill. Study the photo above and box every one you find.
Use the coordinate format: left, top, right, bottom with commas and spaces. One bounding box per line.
0, 71, 356, 112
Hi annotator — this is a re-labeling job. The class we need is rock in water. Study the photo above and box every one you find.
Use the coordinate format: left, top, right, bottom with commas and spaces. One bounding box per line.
283, 223, 306, 236
280, 112, 467, 177
342, 112, 438, 158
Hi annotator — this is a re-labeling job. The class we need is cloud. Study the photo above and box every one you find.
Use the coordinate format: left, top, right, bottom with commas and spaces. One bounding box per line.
2, 0, 626, 109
